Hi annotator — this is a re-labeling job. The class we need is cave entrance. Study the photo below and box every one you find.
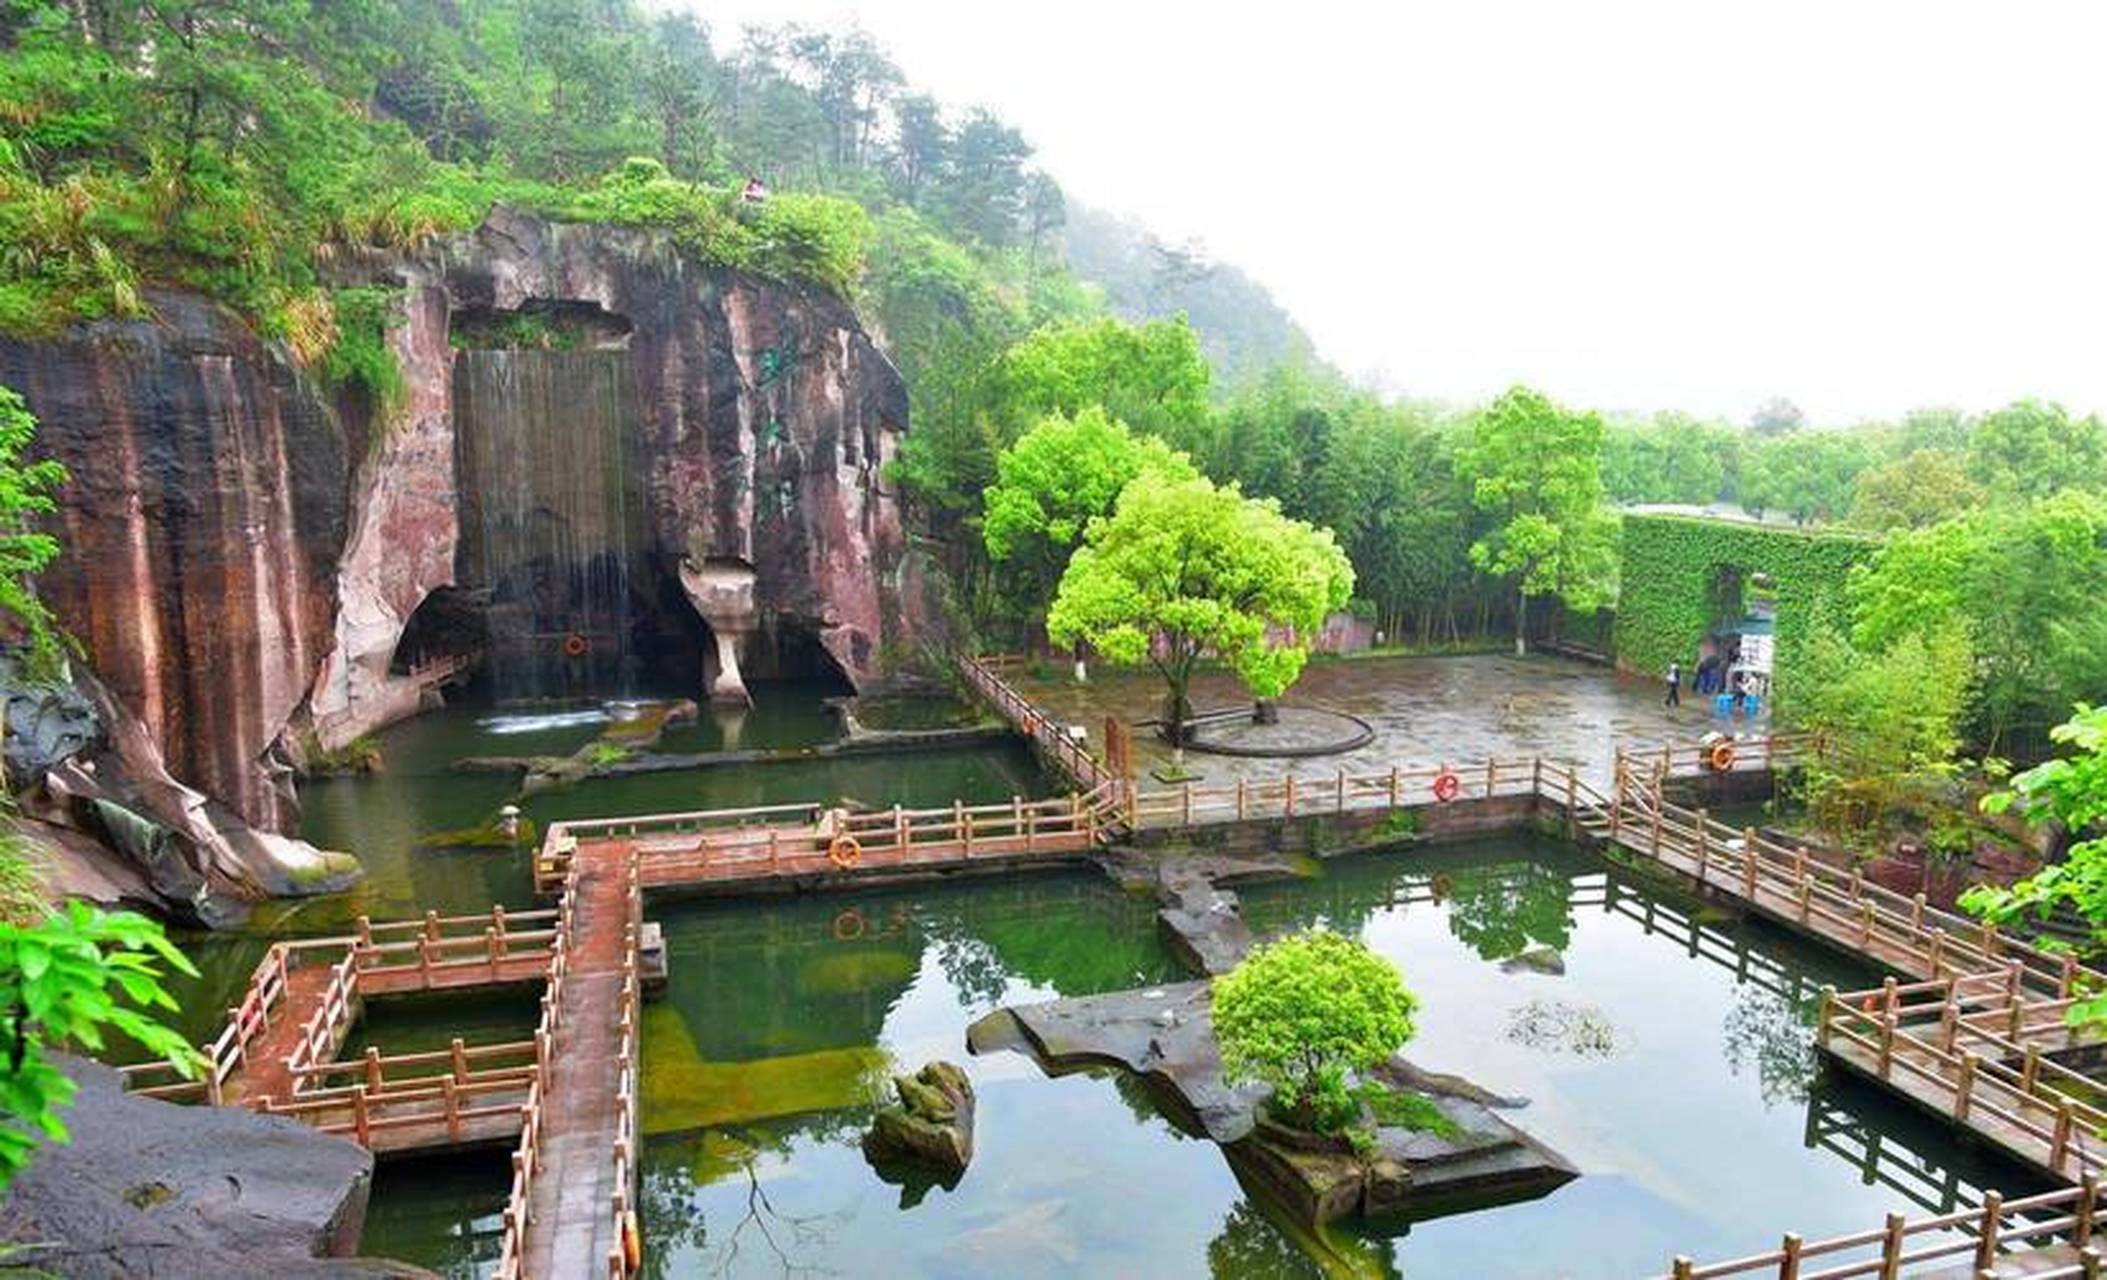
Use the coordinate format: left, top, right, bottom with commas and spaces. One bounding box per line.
742, 618, 856, 696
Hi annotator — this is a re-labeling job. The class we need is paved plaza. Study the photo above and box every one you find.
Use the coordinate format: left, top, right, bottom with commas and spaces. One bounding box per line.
1011, 652, 1769, 788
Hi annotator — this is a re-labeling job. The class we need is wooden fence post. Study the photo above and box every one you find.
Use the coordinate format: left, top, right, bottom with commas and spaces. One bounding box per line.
1780, 1233, 1803, 1280
2079, 1172, 2099, 1244
1879, 1211, 1905, 1280
1973, 1190, 2003, 1272
1956, 1053, 1979, 1122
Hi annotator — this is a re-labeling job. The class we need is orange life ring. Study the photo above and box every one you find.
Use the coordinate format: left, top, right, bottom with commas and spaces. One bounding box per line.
828, 833, 862, 869
832, 907, 866, 941
1432, 770, 1462, 803
621, 1209, 642, 1271
1709, 741, 1736, 772
562, 633, 588, 658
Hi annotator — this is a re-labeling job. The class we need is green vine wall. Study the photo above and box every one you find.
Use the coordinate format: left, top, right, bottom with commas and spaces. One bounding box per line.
1613, 514, 1875, 692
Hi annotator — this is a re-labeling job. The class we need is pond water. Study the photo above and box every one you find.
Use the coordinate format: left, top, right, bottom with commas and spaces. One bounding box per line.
619, 839, 2038, 1280
152, 681, 2039, 1278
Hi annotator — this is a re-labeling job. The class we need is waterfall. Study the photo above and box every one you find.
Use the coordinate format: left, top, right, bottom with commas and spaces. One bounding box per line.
453, 349, 644, 703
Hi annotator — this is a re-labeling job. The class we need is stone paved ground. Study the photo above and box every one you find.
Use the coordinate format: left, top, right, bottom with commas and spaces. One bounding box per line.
1011, 652, 1770, 788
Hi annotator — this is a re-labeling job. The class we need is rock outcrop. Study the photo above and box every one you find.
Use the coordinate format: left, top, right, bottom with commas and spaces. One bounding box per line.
862, 1060, 977, 1182
969, 982, 1576, 1229
312, 208, 931, 748
0, 1054, 429, 1279
1, 208, 936, 918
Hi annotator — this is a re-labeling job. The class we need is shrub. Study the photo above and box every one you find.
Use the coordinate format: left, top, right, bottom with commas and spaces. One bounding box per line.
1212, 927, 1418, 1134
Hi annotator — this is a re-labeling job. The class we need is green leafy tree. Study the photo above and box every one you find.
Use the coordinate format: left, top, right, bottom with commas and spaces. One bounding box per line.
1780, 620, 1975, 842
1462, 386, 1616, 655
1602, 412, 1731, 505
1847, 449, 1984, 531
0, 903, 205, 1189
1212, 927, 1418, 1134
1740, 430, 1873, 525
0, 388, 69, 678
981, 407, 1195, 620
1964, 706, 2107, 1010
1967, 400, 2106, 502
1849, 493, 2107, 751
991, 315, 1212, 446
1046, 473, 1353, 734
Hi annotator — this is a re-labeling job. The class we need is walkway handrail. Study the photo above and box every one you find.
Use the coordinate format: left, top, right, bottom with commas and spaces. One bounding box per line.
1662, 1176, 2105, 1279
958, 653, 1113, 795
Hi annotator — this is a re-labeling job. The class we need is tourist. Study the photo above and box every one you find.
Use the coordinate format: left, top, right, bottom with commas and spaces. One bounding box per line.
1695, 651, 1721, 696
1664, 659, 1682, 708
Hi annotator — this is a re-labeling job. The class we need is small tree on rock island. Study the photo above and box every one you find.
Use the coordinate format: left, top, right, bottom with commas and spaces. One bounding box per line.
1046, 473, 1353, 742
1213, 928, 1418, 1135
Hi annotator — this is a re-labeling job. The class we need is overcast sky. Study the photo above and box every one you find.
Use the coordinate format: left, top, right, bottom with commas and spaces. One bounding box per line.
676, 0, 2107, 425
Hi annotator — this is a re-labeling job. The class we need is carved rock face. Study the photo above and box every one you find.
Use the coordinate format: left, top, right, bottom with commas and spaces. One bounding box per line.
1, 290, 348, 835
5, 210, 936, 913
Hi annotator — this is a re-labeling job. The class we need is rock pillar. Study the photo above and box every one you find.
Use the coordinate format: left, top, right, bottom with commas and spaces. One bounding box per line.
679, 556, 758, 706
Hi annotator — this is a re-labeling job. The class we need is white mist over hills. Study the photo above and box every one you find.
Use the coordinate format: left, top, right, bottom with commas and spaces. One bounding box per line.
684, 0, 2107, 424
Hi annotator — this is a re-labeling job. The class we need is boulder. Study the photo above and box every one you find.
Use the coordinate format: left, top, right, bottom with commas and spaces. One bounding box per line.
0, 1054, 430, 1278
862, 1061, 976, 1181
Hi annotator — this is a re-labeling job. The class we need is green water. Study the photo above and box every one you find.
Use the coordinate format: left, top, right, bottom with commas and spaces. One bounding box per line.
158, 686, 2047, 1277
154, 684, 1054, 1275
625, 838, 2048, 1280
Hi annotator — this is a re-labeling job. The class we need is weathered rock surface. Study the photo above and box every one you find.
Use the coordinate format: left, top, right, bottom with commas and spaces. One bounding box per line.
3, 208, 937, 918
0, 1054, 430, 1279
313, 206, 934, 747
862, 1060, 976, 1181
1, 292, 361, 913
970, 981, 1576, 1227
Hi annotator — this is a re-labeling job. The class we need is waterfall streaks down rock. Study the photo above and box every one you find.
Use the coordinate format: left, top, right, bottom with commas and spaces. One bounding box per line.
3, 208, 933, 918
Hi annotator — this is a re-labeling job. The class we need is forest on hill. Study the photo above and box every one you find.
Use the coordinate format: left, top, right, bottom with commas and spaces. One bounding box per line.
4, 0, 2105, 763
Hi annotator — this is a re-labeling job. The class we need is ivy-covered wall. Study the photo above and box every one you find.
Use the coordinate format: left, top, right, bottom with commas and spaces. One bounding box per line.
1613, 513, 1876, 690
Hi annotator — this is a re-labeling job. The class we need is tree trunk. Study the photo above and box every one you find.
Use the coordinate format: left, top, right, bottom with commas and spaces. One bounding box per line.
1514, 587, 1528, 657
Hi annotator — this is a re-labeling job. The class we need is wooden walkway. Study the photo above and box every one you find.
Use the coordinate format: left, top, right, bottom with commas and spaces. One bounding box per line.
110, 654, 2107, 1277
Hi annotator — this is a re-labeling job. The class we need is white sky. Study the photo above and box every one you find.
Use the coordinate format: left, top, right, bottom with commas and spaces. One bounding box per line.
677, 0, 2107, 425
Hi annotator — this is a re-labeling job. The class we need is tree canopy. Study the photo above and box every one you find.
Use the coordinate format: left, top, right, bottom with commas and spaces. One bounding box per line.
1046, 473, 1353, 729
1462, 387, 1616, 654
981, 407, 1196, 619
1212, 927, 1418, 1134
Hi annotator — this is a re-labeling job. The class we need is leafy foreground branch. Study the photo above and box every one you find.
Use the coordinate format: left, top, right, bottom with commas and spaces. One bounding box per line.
1963, 705, 2107, 1022
0, 901, 204, 1190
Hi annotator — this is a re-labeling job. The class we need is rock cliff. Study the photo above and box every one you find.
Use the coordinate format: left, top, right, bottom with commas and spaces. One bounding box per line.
0, 209, 935, 919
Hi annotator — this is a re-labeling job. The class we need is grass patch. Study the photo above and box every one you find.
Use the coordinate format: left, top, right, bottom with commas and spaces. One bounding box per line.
1358, 1082, 1463, 1139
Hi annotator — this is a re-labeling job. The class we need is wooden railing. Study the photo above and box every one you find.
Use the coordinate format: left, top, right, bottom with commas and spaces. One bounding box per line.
1128, 756, 1548, 828
1620, 732, 1822, 783
1818, 981, 2107, 1181
494, 850, 581, 1280
349, 907, 561, 984
958, 653, 1113, 794
604, 851, 644, 1279
538, 788, 1116, 893
119, 940, 301, 1103
1596, 764, 2091, 1001
1662, 1177, 2106, 1279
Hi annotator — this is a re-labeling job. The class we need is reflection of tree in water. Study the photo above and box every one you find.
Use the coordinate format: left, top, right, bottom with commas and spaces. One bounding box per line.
1207, 1201, 1326, 1278
1442, 860, 1575, 962
929, 931, 1011, 1010
919, 879, 1179, 999
1721, 982, 1821, 1107
639, 1113, 867, 1280
1207, 1197, 1400, 1279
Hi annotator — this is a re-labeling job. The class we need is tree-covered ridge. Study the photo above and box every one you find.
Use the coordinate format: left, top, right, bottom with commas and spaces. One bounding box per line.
0, 1, 1080, 332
